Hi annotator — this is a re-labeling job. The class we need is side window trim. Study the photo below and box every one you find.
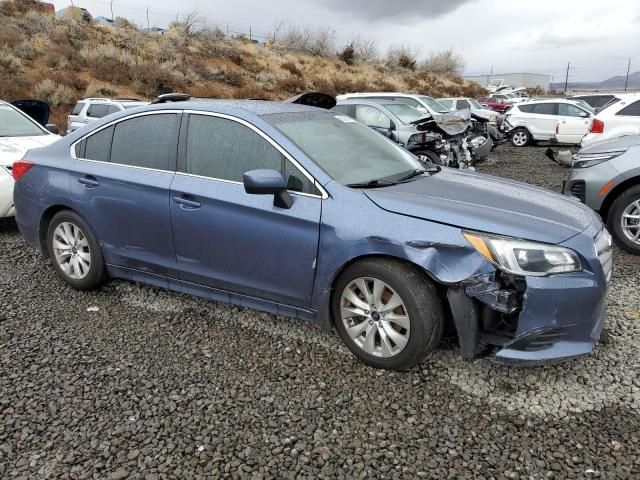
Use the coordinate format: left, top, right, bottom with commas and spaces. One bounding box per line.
177, 111, 328, 199
69, 110, 182, 173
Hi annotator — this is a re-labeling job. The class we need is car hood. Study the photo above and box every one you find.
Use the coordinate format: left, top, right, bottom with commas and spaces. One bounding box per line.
579, 134, 640, 154
364, 168, 596, 244
416, 109, 471, 136
0, 135, 59, 166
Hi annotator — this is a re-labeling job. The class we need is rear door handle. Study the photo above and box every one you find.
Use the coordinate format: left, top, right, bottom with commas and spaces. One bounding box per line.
172, 196, 201, 209
78, 176, 99, 188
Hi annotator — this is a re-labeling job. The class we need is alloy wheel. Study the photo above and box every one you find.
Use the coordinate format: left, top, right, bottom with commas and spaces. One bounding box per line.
512, 131, 528, 146
340, 277, 411, 358
52, 222, 92, 280
621, 199, 640, 245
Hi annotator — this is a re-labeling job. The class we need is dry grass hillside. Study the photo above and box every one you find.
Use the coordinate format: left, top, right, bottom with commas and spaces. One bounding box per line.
0, 0, 486, 129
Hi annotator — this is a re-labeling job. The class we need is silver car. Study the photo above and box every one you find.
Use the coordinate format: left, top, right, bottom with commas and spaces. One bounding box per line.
563, 135, 640, 253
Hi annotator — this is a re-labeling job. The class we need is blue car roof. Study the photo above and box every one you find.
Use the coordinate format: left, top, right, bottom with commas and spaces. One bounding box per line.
139, 100, 322, 118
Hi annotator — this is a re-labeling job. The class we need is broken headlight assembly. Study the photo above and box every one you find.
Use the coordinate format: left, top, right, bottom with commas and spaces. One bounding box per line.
463, 232, 582, 276
572, 150, 625, 168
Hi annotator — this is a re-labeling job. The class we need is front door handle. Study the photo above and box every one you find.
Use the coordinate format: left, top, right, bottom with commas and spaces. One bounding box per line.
78, 176, 99, 188
173, 196, 201, 209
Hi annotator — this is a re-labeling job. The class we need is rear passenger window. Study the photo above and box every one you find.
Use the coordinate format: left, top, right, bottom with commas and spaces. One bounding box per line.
532, 103, 557, 115
110, 114, 179, 170
617, 100, 640, 117
87, 104, 109, 118
558, 103, 587, 117
185, 114, 319, 195
517, 104, 535, 113
106, 105, 120, 115
457, 99, 470, 110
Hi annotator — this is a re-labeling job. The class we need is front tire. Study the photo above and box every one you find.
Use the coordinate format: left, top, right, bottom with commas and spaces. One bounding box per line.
47, 210, 107, 290
332, 258, 444, 370
511, 128, 531, 147
607, 186, 640, 254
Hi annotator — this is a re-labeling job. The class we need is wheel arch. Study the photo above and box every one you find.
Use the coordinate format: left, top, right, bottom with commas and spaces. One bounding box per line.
39, 204, 98, 258
325, 253, 448, 329
600, 176, 640, 221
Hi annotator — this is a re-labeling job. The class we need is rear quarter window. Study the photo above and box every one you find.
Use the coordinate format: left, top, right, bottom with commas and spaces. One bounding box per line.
71, 102, 85, 115
617, 100, 640, 117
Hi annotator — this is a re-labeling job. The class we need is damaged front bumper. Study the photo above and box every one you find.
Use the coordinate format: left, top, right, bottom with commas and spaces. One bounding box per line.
446, 223, 611, 364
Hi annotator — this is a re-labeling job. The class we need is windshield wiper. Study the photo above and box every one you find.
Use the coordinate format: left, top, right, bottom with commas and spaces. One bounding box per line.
346, 179, 398, 189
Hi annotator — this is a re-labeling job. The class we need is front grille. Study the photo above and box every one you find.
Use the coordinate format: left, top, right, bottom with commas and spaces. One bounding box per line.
595, 228, 613, 282
570, 181, 586, 203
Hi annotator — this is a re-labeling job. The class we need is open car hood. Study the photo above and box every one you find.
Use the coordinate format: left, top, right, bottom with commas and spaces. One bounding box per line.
285, 92, 337, 110
411, 109, 471, 136
11, 100, 50, 126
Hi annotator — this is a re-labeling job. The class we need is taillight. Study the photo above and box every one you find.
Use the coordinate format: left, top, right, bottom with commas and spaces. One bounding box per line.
12, 161, 33, 181
590, 118, 605, 134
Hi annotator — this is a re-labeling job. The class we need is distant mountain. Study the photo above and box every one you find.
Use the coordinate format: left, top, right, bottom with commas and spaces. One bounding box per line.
550, 70, 640, 90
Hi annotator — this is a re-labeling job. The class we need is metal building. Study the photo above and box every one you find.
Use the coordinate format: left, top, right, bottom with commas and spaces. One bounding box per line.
463, 73, 552, 91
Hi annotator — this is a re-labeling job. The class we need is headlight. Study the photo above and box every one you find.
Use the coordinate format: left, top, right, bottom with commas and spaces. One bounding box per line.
573, 150, 625, 168
408, 133, 427, 145
463, 232, 582, 276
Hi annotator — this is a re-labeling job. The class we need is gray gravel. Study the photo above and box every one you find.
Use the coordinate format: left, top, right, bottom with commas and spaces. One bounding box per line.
1, 145, 639, 479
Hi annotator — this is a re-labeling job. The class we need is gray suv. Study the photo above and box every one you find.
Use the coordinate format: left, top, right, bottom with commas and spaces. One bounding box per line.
67, 98, 148, 133
563, 135, 640, 253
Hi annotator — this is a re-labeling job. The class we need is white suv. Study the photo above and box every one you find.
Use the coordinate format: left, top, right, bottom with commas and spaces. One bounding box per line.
503, 99, 593, 147
581, 94, 640, 147
67, 98, 148, 133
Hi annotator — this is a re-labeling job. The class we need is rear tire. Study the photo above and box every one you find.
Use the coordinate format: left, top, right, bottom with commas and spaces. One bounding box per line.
47, 210, 107, 290
607, 186, 640, 254
511, 128, 531, 147
332, 258, 444, 371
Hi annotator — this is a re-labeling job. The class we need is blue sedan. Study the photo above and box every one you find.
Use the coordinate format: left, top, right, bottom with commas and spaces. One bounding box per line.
12, 101, 612, 370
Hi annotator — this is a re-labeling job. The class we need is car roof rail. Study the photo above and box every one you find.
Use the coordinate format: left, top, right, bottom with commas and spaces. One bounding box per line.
151, 93, 192, 104
114, 98, 143, 102
81, 98, 112, 102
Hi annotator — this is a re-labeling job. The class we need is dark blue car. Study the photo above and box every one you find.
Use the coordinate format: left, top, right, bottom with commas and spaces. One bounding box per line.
12, 101, 612, 370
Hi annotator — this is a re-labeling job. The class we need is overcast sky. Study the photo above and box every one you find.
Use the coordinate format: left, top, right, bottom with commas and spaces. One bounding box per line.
56, 0, 640, 82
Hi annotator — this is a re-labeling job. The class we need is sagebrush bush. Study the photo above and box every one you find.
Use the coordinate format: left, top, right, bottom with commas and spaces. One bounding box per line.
34, 79, 74, 106
85, 82, 118, 98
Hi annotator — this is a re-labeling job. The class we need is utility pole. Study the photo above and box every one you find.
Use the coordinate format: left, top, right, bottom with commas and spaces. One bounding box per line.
249, 25, 252, 42
624, 58, 632, 91
563, 62, 570, 94
109, 0, 114, 20
146, 7, 150, 30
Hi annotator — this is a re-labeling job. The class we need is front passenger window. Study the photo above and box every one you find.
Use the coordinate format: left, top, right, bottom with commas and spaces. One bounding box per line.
185, 114, 319, 195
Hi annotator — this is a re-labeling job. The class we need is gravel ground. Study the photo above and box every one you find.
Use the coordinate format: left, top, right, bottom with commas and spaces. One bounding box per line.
1, 145, 639, 479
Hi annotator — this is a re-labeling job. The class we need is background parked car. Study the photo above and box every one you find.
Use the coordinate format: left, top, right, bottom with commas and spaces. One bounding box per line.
503, 99, 593, 147
581, 94, 640, 147
337, 93, 452, 117
477, 96, 512, 113
56, 6, 93, 22
564, 135, 640, 254
67, 98, 148, 132
568, 93, 623, 112
0, 100, 59, 218
438, 97, 500, 122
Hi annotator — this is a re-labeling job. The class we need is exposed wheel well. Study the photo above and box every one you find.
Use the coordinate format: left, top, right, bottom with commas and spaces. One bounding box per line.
39, 205, 74, 258
600, 176, 640, 221
327, 254, 449, 328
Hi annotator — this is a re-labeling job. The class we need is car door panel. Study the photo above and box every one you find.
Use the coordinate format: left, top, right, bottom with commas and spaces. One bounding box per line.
170, 113, 322, 308
170, 176, 321, 307
69, 112, 180, 277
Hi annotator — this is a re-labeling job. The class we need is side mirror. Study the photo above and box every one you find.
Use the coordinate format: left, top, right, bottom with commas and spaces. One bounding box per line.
45, 123, 60, 135
243, 169, 293, 209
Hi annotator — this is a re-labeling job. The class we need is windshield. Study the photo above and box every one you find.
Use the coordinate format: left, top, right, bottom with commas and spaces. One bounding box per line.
0, 105, 45, 137
417, 96, 451, 114
438, 99, 454, 109
468, 98, 483, 109
384, 104, 428, 124
265, 112, 423, 186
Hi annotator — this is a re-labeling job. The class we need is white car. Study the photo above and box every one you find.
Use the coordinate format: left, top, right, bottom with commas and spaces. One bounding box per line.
438, 97, 500, 122
67, 97, 148, 133
503, 99, 594, 147
0, 101, 60, 218
581, 94, 640, 147
336, 93, 452, 117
